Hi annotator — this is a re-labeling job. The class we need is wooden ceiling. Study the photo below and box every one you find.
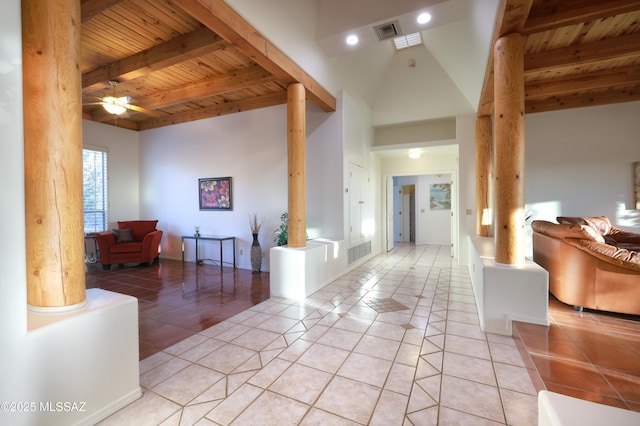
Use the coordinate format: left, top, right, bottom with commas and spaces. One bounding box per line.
81, 0, 640, 131
478, 0, 640, 117
80, 0, 335, 131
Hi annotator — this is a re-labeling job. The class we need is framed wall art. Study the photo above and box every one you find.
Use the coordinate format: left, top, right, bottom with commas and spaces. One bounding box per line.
199, 177, 232, 210
430, 183, 451, 210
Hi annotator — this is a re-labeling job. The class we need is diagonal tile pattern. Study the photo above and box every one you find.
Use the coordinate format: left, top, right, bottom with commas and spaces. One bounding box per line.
97, 244, 539, 425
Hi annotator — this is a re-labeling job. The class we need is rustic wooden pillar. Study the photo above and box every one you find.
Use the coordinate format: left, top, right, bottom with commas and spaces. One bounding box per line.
23, 0, 86, 308
476, 115, 493, 237
287, 83, 306, 248
494, 33, 525, 265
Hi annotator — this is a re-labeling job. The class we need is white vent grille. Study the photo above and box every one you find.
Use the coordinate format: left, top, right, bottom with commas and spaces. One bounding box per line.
374, 20, 402, 41
393, 32, 423, 50
348, 241, 371, 264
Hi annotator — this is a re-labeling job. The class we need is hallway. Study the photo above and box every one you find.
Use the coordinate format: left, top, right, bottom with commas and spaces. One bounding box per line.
95, 244, 540, 425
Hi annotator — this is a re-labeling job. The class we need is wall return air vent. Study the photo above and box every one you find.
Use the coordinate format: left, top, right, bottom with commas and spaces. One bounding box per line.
374, 20, 402, 41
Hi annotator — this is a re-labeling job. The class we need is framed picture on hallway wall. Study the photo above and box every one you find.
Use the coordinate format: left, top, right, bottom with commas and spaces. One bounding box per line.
199, 177, 232, 210
430, 183, 451, 210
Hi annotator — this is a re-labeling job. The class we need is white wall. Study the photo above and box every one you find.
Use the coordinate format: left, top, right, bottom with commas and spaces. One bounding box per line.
524, 102, 640, 255
82, 120, 140, 227
418, 174, 453, 245
137, 105, 289, 271
0, 0, 29, 419
307, 99, 344, 241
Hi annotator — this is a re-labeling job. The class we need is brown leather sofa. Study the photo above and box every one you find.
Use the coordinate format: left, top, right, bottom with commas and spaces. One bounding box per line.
96, 220, 163, 270
531, 216, 640, 315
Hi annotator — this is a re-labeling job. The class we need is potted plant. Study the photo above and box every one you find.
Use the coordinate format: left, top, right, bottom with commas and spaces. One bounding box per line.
274, 212, 288, 246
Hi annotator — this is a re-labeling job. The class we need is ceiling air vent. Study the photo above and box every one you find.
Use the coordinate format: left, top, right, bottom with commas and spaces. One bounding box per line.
374, 20, 402, 41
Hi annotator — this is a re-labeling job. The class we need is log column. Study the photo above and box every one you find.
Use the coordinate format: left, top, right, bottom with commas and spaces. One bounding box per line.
287, 83, 306, 248
494, 33, 525, 265
22, 0, 86, 308
475, 115, 493, 237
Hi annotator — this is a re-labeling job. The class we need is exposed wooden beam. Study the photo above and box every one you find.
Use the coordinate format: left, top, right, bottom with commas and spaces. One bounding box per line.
526, 85, 640, 113
82, 27, 226, 91
524, 0, 640, 34
171, 0, 336, 113
477, 0, 534, 116
137, 91, 289, 130
81, 0, 124, 23
525, 32, 640, 73
137, 65, 277, 110
525, 66, 640, 99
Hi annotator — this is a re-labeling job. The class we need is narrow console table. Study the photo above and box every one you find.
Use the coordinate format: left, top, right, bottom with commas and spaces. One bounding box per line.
181, 235, 236, 270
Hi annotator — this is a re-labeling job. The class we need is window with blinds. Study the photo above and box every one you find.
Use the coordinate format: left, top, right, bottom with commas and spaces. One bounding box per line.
83, 146, 109, 233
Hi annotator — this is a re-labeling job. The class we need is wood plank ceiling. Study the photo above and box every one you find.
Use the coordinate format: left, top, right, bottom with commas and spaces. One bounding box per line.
478, 0, 640, 117
80, 0, 335, 131
80, 0, 640, 131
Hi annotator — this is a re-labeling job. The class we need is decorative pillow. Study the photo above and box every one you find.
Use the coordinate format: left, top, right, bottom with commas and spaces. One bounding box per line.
113, 228, 134, 243
556, 216, 612, 236
118, 220, 158, 241
531, 220, 605, 243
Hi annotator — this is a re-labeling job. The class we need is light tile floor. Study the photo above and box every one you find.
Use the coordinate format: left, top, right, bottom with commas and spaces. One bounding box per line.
99, 244, 538, 425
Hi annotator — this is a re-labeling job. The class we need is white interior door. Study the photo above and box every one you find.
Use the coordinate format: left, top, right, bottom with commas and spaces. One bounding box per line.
401, 194, 411, 243
386, 176, 394, 251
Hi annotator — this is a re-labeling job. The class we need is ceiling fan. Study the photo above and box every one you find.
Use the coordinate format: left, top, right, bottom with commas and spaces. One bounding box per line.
84, 81, 161, 118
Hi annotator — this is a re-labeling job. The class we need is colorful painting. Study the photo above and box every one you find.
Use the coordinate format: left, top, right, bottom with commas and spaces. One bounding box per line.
199, 177, 232, 210
430, 183, 451, 210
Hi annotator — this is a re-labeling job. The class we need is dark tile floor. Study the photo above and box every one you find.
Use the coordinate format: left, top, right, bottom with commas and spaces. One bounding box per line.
86, 259, 270, 360
513, 296, 640, 412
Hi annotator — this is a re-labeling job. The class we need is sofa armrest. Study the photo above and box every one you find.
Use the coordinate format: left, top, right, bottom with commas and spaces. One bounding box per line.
95, 232, 116, 264
140, 230, 163, 262
96, 232, 115, 249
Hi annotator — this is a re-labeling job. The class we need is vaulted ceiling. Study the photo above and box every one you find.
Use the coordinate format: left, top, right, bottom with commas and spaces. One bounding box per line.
80, 0, 640, 131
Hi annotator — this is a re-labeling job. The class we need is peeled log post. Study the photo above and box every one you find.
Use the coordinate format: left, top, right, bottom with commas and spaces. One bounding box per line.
287, 83, 306, 248
23, 0, 86, 307
494, 33, 525, 265
476, 115, 493, 237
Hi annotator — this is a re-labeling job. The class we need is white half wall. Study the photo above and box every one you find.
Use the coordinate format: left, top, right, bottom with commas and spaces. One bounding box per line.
468, 236, 549, 336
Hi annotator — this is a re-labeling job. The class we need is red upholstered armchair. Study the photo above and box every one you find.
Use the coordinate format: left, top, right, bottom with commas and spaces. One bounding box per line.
96, 220, 163, 270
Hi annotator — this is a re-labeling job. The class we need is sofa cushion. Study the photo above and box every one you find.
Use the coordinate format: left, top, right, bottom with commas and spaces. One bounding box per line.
110, 241, 143, 254
557, 216, 612, 236
607, 228, 640, 245
578, 240, 640, 272
532, 220, 605, 243
113, 228, 134, 243
118, 220, 158, 241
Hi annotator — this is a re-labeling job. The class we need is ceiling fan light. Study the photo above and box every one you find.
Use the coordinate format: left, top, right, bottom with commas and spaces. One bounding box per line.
102, 96, 128, 115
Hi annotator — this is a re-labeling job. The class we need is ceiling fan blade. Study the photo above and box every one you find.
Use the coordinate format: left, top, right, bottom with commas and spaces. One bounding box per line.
125, 103, 162, 118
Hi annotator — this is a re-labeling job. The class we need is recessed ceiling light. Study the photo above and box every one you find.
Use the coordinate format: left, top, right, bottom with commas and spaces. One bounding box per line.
417, 12, 431, 24
409, 148, 421, 159
346, 34, 359, 45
